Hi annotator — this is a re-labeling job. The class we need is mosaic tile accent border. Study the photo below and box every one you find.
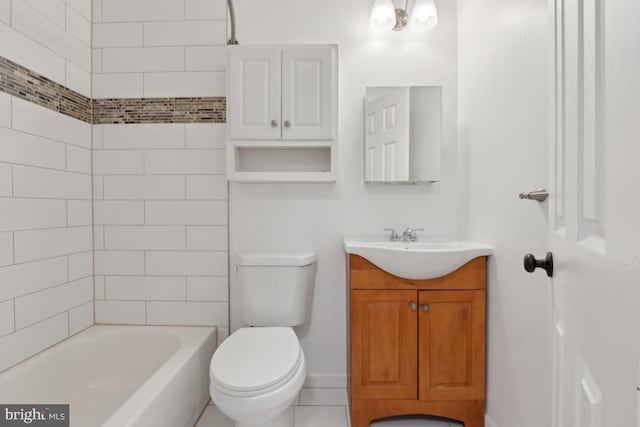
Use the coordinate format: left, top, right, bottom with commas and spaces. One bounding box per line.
0, 55, 227, 124
93, 97, 226, 124
0, 56, 92, 123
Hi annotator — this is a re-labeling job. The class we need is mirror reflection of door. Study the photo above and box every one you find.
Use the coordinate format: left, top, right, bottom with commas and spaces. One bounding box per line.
365, 86, 442, 183
365, 87, 411, 182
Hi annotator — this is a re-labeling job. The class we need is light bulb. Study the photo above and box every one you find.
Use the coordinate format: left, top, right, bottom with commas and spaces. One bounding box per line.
410, 0, 438, 32
370, 0, 396, 31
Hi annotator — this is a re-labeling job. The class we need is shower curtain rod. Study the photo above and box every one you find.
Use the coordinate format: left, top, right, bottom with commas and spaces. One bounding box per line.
227, 0, 239, 45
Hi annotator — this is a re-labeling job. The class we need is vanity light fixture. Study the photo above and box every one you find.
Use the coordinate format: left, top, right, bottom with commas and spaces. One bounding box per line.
370, 0, 438, 32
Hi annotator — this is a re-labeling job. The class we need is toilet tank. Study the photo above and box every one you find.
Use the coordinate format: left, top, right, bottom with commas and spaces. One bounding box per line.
236, 252, 316, 327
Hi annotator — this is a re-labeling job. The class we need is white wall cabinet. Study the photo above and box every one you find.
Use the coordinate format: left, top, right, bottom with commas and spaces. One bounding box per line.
227, 45, 338, 182
228, 47, 282, 140
281, 47, 335, 141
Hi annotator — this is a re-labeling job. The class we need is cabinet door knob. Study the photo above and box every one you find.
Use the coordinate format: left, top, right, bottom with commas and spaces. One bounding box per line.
409, 302, 417, 312
284, 120, 291, 128
271, 119, 278, 127
421, 304, 429, 312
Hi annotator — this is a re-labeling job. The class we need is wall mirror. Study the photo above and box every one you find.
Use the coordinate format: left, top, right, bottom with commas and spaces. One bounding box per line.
364, 86, 442, 183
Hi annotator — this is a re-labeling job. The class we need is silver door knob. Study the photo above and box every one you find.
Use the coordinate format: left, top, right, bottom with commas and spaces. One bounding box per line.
284, 120, 291, 128
421, 304, 429, 312
271, 120, 278, 127
409, 302, 417, 312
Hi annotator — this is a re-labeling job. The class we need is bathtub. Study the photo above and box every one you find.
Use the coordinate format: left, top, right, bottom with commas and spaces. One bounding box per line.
0, 325, 217, 427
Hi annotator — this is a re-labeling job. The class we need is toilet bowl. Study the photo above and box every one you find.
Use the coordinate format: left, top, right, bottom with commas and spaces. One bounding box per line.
210, 327, 306, 427
209, 251, 316, 427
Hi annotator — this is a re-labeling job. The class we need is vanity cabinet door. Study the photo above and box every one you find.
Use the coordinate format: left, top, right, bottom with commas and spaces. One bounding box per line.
418, 290, 486, 402
228, 47, 282, 140
351, 290, 418, 399
282, 46, 336, 140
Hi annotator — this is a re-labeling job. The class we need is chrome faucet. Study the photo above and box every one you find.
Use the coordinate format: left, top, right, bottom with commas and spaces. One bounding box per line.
401, 228, 424, 242
384, 228, 400, 241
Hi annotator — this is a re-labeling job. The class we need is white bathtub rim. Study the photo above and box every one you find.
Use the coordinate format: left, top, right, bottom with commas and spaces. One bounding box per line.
103, 326, 216, 427
0, 325, 214, 381
0, 325, 216, 427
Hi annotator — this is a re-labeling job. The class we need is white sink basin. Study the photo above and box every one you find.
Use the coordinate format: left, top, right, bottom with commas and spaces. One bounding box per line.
344, 237, 493, 280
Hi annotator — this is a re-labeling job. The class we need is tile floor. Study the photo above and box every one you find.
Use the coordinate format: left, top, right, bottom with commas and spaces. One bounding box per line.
195, 388, 463, 427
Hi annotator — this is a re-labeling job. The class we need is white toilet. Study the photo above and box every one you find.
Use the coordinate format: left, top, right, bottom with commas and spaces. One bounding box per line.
209, 252, 316, 427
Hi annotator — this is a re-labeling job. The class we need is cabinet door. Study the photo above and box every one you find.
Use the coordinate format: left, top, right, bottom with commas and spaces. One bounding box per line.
351, 290, 418, 399
419, 290, 485, 401
282, 46, 336, 140
228, 47, 281, 140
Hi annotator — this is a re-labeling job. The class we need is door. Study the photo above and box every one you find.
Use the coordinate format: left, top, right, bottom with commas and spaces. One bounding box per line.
550, 1, 640, 426
419, 290, 485, 402
282, 46, 336, 140
228, 47, 281, 140
350, 290, 417, 399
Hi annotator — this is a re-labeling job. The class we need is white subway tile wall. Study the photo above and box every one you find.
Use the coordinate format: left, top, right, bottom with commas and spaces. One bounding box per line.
93, 23, 143, 48
68, 301, 93, 335
93, 123, 228, 330
11, 1, 90, 69
92, 73, 144, 98
143, 71, 226, 98
0, 0, 91, 96
12, 97, 90, 148
93, 0, 227, 99
90, 0, 229, 338
0, 91, 93, 373
102, 0, 185, 22
101, 47, 185, 73
0, 1, 11, 25
0, 312, 69, 373
0, 0, 230, 372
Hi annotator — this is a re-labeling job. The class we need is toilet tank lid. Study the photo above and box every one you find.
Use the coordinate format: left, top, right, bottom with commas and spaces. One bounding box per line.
235, 251, 316, 267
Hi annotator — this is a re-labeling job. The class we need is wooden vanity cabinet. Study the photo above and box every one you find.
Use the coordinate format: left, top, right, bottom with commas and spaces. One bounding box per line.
351, 289, 418, 400
348, 255, 487, 427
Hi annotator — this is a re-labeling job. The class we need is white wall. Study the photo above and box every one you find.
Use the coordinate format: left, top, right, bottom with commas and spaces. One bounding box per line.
602, 0, 640, 418
92, 0, 226, 98
457, 0, 552, 426
410, 86, 442, 182
0, 0, 91, 96
229, 0, 459, 387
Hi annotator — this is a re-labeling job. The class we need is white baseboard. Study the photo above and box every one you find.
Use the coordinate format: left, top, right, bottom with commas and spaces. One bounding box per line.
303, 373, 347, 388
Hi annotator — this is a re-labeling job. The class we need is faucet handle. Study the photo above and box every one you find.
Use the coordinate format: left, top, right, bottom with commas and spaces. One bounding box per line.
384, 228, 399, 241
402, 228, 424, 241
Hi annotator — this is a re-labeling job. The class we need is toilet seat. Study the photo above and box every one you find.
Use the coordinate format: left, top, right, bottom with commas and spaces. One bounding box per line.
210, 327, 302, 397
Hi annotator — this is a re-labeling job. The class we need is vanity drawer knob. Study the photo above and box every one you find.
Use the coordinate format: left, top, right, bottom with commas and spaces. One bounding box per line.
271, 119, 278, 127
409, 302, 417, 312
421, 304, 429, 312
